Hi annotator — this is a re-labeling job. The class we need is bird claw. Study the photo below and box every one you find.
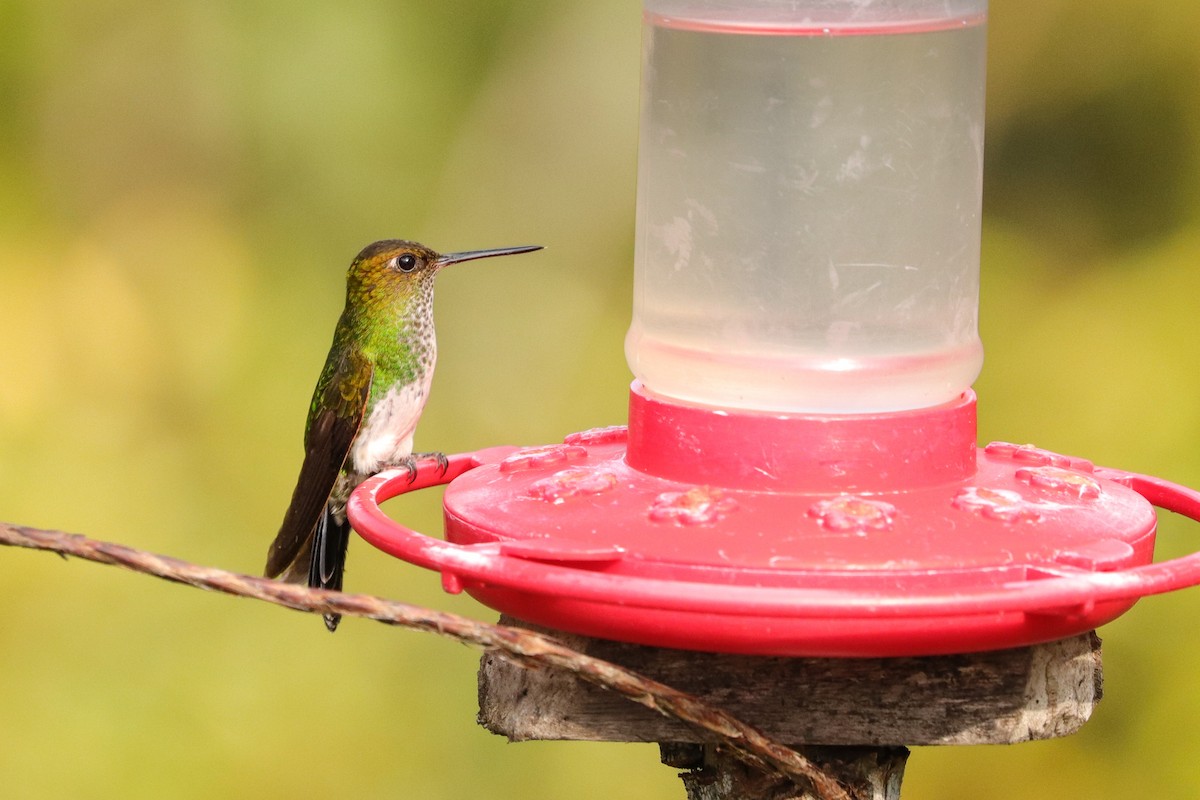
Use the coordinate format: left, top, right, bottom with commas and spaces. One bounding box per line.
396, 452, 450, 484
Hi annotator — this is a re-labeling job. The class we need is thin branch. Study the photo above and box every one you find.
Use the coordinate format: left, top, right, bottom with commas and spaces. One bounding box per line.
0, 521, 851, 800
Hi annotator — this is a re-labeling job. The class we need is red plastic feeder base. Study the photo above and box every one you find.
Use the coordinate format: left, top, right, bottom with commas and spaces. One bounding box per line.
348, 383, 1200, 657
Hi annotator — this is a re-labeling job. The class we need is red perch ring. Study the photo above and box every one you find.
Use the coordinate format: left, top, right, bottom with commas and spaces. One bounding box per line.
348, 383, 1200, 657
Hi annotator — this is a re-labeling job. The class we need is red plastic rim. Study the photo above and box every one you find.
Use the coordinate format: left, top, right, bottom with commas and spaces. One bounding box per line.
344, 385, 1200, 657
347, 443, 1200, 656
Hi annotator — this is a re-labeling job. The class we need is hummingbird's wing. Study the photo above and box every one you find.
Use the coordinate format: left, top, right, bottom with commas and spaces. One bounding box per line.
264, 348, 372, 580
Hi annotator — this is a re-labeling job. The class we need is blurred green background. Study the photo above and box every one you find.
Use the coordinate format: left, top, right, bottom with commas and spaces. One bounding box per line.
1, 1, 1198, 797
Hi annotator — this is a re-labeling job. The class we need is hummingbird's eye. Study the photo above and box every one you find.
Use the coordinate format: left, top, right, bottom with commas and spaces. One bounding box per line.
392, 253, 418, 272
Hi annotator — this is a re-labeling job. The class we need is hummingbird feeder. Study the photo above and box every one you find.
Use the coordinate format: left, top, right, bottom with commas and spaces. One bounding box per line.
348, 0, 1200, 658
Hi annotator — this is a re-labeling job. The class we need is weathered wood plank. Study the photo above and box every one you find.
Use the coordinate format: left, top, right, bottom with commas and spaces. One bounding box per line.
478, 617, 1102, 747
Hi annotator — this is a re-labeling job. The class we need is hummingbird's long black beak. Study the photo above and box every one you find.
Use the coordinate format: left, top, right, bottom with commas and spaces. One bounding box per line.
436, 245, 543, 267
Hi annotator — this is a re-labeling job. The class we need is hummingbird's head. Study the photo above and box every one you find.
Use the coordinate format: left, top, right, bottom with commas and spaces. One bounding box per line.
345, 239, 543, 312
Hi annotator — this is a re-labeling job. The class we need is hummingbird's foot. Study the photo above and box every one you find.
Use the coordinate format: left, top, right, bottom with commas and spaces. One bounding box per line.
396, 451, 450, 484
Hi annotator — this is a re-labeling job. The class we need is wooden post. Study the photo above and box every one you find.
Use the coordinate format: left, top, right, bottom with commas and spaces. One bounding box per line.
478, 617, 1102, 798
661, 743, 909, 800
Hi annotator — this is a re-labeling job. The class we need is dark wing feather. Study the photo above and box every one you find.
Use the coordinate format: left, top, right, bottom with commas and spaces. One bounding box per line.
264, 348, 372, 579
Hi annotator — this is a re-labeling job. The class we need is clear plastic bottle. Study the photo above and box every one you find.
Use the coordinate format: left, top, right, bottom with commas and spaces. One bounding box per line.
627, 0, 988, 412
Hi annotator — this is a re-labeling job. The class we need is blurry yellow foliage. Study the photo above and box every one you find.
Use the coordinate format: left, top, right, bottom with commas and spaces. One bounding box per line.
0, 1, 1198, 798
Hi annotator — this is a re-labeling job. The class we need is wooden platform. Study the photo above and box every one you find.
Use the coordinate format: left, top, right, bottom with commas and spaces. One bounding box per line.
478, 618, 1103, 799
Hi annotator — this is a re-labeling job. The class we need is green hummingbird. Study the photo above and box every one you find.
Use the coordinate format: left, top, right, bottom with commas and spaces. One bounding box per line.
265, 239, 542, 630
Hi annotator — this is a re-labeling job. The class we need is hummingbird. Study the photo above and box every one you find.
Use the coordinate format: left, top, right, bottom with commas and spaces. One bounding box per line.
265, 239, 542, 630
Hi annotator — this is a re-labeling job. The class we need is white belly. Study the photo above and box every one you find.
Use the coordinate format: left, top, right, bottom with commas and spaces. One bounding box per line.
350, 376, 433, 475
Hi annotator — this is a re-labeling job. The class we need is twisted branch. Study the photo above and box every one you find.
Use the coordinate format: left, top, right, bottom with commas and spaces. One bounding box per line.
0, 521, 850, 800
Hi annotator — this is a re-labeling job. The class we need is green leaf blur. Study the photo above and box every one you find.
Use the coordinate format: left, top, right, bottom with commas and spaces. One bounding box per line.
0, 1, 1197, 798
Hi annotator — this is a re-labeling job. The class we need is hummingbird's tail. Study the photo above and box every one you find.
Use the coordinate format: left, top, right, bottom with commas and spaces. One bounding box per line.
310, 507, 351, 632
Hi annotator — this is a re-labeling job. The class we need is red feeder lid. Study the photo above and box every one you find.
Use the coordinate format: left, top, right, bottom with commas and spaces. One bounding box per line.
348, 383, 1200, 657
